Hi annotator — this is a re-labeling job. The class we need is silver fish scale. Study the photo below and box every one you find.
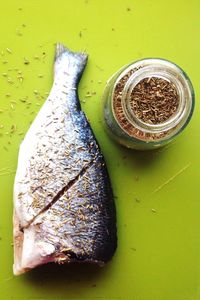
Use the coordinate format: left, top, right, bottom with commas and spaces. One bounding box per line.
32, 156, 113, 260
16, 89, 95, 227
13, 44, 117, 274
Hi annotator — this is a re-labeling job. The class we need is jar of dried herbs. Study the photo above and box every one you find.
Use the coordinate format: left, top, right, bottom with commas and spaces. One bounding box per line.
103, 58, 195, 150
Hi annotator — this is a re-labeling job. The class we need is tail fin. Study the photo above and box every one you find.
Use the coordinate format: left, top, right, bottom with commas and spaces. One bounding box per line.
55, 43, 70, 60
54, 43, 88, 84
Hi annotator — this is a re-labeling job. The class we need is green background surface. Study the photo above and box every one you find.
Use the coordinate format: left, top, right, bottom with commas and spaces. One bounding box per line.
0, 1, 199, 299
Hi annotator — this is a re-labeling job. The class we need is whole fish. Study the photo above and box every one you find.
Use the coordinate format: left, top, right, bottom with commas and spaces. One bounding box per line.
13, 44, 117, 275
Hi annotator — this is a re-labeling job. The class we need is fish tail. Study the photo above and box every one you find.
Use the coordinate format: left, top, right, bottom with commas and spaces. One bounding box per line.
54, 43, 88, 84
55, 43, 69, 60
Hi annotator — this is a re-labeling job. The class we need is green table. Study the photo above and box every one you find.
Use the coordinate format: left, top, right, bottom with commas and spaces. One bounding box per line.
0, 1, 199, 299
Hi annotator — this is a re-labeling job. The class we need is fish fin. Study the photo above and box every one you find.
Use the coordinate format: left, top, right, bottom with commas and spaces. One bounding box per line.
55, 43, 69, 60
54, 43, 88, 79
55, 43, 88, 61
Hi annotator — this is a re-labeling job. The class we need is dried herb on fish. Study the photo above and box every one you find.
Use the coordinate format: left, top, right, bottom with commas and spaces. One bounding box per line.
13, 44, 117, 276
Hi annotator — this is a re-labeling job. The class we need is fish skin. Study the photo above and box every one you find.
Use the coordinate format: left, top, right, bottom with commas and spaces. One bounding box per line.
13, 44, 117, 275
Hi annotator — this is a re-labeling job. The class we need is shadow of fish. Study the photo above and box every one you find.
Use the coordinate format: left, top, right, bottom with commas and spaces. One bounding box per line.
13, 44, 117, 275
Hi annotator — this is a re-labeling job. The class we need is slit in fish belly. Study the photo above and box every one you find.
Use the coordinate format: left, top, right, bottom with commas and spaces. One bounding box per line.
23, 159, 94, 229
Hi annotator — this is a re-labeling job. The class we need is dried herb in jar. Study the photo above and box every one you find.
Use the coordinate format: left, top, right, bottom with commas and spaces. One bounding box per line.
103, 58, 194, 150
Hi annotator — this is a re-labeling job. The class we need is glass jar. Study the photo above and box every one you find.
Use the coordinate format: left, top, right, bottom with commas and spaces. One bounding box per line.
103, 58, 195, 150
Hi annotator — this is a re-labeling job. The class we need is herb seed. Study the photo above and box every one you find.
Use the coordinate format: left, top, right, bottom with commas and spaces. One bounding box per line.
130, 77, 179, 124
24, 58, 30, 65
6, 48, 12, 54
